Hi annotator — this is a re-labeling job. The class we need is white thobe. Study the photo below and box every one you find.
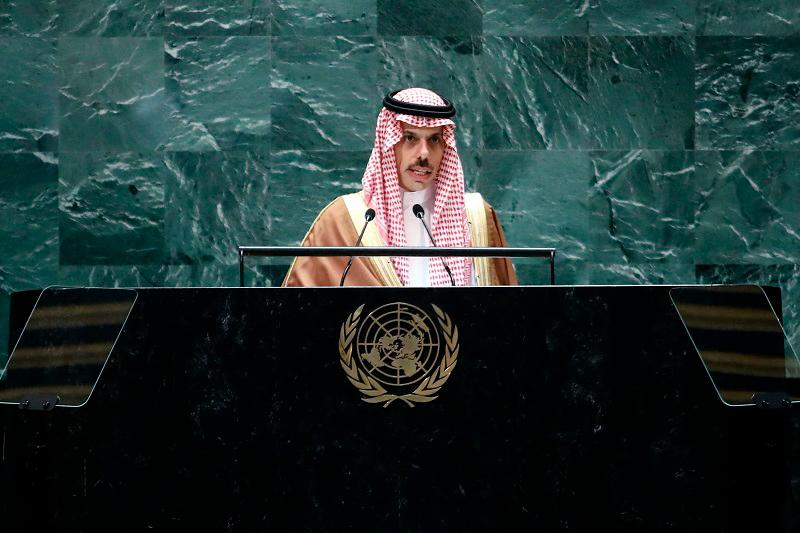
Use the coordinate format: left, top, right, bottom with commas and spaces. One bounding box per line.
402, 186, 435, 286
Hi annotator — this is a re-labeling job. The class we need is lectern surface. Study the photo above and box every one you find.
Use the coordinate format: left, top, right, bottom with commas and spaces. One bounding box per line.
0, 286, 793, 532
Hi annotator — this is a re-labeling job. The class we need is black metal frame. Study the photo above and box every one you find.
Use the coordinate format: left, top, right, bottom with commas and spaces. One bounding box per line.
238, 246, 556, 287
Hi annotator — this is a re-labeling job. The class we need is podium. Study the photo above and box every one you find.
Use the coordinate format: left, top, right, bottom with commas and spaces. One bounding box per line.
0, 285, 795, 531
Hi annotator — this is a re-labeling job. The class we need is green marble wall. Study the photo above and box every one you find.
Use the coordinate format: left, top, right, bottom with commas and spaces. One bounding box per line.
1, 0, 800, 364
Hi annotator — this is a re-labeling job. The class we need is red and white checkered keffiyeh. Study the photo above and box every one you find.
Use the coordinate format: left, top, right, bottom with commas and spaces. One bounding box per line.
362, 87, 472, 286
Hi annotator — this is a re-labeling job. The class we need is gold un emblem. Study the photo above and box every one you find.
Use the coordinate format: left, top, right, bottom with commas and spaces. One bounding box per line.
339, 302, 460, 407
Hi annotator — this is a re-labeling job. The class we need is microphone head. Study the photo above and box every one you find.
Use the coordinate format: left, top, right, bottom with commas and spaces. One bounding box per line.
364, 208, 376, 221
412, 204, 425, 219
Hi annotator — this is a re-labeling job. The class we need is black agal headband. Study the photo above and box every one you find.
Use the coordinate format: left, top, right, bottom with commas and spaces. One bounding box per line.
382, 90, 456, 118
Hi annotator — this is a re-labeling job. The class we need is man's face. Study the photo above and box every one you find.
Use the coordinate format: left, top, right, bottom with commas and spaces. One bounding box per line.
394, 123, 445, 192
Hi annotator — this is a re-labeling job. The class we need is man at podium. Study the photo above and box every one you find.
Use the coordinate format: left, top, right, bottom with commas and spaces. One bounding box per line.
283, 88, 516, 287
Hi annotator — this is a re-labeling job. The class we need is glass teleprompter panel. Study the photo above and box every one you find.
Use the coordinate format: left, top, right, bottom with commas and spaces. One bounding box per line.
670, 285, 799, 407
0, 287, 137, 409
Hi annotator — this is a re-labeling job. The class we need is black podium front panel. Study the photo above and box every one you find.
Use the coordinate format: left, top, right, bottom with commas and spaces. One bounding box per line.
0, 286, 793, 532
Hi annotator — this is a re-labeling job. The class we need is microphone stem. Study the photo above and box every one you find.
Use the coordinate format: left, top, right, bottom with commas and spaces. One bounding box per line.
417, 216, 456, 287
339, 218, 371, 287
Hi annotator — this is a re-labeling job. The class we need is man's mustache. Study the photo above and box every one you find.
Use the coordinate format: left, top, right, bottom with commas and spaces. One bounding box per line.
406, 158, 432, 170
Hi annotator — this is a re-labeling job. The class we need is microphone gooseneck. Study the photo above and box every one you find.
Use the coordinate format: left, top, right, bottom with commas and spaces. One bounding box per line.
339, 208, 376, 287
411, 203, 456, 287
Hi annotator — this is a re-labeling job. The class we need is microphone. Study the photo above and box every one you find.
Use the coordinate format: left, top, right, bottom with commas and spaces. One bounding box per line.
412, 204, 455, 287
339, 208, 376, 286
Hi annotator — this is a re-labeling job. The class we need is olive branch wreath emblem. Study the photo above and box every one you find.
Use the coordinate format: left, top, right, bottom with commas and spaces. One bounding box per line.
338, 303, 460, 407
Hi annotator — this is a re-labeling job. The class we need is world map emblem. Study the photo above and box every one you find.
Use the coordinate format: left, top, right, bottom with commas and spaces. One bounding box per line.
338, 302, 460, 407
